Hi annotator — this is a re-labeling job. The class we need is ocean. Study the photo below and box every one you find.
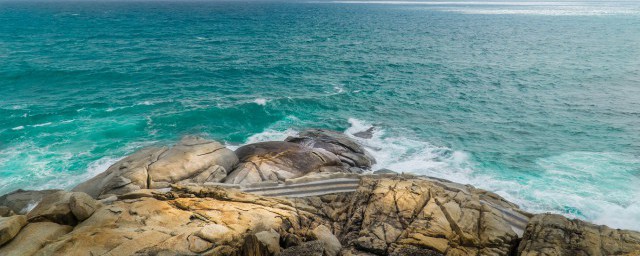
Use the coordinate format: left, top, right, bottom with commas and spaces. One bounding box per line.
1, 0, 639, 230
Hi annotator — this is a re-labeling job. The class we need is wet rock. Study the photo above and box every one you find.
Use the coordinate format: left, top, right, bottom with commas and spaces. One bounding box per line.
73, 136, 238, 198
518, 213, 640, 256
224, 141, 345, 184
286, 129, 376, 170
0, 215, 27, 246
373, 168, 397, 175
0, 222, 72, 255
0, 189, 61, 214
353, 127, 375, 139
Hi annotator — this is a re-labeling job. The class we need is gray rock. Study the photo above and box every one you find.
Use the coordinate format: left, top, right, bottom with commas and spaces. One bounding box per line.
286, 129, 376, 170
73, 136, 238, 198
0, 215, 27, 246
281, 241, 325, 256
373, 168, 397, 174
224, 141, 345, 184
353, 127, 375, 139
0, 189, 61, 214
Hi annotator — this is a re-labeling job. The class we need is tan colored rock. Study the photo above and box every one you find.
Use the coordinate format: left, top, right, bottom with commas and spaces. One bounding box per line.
27, 191, 76, 226
69, 192, 101, 221
147, 136, 238, 186
2, 174, 636, 256
341, 176, 519, 256
252, 229, 281, 255
73, 136, 238, 198
0, 215, 27, 246
312, 225, 341, 256
196, 223, 234, 244
518, 213, 640, 256
224, 141, 345, 184
0, 222, 72, 255
29, 185, 314, 256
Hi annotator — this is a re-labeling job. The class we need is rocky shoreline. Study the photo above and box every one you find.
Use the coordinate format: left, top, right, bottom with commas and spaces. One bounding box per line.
1, 129, 639, 255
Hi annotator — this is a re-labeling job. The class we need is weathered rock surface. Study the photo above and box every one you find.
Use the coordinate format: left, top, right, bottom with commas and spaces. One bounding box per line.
0, 206, 14, 217
2, 130, 640, 256
312, 224, 341, 256
69, 192, 101, 221
73, 136, 238, 198
518, 213, 640, 256
0, 215, 27, 246
0, 222, 72, 255
0, 189, 61, 214
27, 191, 77, 226
286, 129, 376, 171
224, 141, 345, 184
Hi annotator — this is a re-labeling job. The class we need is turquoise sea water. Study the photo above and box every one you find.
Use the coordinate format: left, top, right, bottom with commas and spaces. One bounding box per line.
1, 0, 639, 230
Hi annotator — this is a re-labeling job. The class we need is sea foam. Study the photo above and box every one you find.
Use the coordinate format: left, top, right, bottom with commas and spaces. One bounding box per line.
244, 118, 640, 231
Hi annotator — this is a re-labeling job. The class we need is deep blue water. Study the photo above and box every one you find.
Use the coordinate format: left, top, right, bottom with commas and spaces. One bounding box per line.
1, 0, 639, 230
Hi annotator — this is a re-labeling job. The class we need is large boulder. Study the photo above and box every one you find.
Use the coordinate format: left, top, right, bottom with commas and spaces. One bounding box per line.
286, 129, 376, 171
312, 225, 342, 256
0, 189, 62, 214
0, 215, 27, 246
69, 192, 101, 221
27, 191, 77, 226
0, 222, 72, 255
224, 141, 345, 184
518, 213, 640, 256
73, 136, 238, 198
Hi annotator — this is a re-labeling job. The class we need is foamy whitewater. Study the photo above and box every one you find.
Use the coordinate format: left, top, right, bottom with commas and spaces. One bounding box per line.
1, 0, 639, 231
237, 119, 640, 231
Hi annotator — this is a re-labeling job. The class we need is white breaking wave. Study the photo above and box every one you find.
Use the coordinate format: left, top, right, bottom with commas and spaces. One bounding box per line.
32, 122, 52, 127
253, 98, 268, 106
243, 117, 640, 231
328, 1, 640, 16
330, 1, 580, 6
11, 126, 24, 130
442, 7, 640, 16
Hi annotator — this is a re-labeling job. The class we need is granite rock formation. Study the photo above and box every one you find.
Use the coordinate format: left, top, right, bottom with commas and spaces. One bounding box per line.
0, 129, 638, 256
